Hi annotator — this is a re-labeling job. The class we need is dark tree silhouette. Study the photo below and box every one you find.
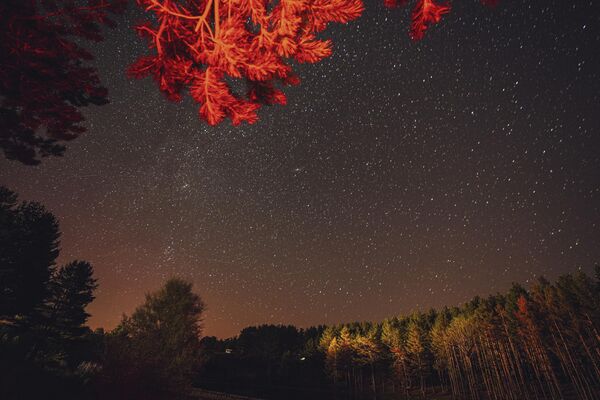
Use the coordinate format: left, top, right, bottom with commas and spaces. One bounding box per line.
47, 260, 98, 337
99, 277, 205, 399
41, 260, 99, 370
0, 186, 60, 323
0, 186, 100, 400
123, 277, 205, 379
0, 0, 126, 165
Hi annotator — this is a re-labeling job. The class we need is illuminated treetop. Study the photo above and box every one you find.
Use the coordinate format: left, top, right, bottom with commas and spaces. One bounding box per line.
130, 0, 492, 126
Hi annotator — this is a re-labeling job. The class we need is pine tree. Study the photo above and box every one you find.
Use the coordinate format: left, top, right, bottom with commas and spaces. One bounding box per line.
0, 186, 60, 325
48, 261, 98, 339
430, 309, 450, 393
0, 186, 98, 399
353, 327, 383, 398
406, 314, 429, 396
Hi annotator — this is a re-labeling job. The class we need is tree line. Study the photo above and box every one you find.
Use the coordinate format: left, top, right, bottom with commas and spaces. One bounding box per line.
2, 184, 599, 399
316, 271, 600, 400
198, 272, 600, 400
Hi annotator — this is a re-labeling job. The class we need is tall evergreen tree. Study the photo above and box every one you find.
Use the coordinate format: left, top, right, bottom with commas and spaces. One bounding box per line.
406, 314, 430, 396
0, 186, 99, 400
0, 186, 60, 325
48, 261, 97, 338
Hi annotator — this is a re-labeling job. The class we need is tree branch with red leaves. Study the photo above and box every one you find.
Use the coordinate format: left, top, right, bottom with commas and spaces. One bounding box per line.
131, 0, 496, 127
385, 0, 495, 40
129, 0, 364, 126
0, 0, 126, 165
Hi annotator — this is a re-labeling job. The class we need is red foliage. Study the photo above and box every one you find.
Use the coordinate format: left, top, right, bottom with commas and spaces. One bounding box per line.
383, 0, 409, 9
515, 295, 540, 336
130, 0, 501, 126
386, 0, 496, 42
0, 0, 126, 165
130, 0, 364, 126
385, 0, 450, 41
410, 0, 451, 40
131, 0, 499, 126
516, 295, 529, 318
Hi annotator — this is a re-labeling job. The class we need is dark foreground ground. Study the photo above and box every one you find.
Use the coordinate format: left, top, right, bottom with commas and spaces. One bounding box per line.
190, 386, 584, 400
191, 386, 455, 400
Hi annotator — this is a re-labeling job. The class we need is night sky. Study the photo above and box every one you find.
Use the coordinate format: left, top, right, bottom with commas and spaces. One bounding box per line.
1, 1, 599, 338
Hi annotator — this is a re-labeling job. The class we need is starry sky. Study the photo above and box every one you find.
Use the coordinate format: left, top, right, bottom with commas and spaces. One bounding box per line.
1, 1, 599, 338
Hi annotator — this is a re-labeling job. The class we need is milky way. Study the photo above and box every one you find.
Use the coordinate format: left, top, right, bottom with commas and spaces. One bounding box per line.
1, 1, 599, 337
